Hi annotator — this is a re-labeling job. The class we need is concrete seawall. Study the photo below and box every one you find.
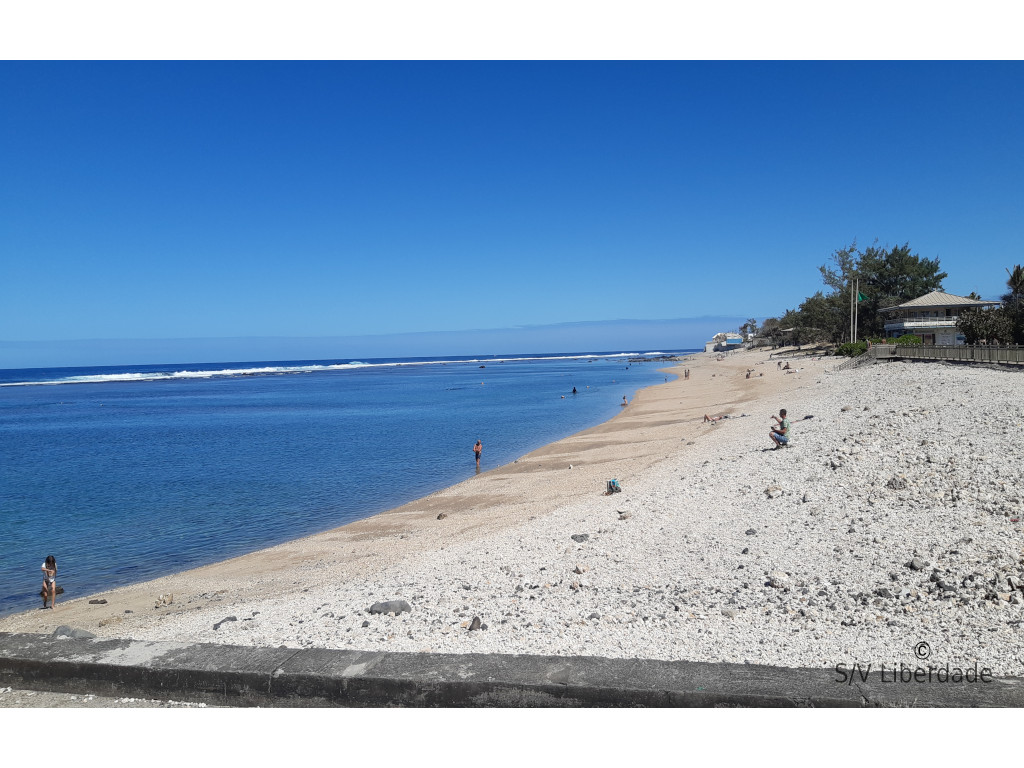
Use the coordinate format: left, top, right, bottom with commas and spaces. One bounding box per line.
3, 633, 1022, 707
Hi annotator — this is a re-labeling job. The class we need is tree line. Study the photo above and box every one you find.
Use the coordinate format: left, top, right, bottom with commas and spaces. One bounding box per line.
749, 242, 1023, 347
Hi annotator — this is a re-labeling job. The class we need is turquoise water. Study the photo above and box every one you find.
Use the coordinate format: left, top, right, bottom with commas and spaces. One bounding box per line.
0, 350, 691, 615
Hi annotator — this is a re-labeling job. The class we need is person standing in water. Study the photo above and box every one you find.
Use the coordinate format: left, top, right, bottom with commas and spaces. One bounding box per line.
41, 555, 57, 610
474, 439, 482, 468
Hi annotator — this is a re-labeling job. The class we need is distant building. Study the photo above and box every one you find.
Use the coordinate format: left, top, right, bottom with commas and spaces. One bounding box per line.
704, 332, 744, 353
880, 291, 1000, 346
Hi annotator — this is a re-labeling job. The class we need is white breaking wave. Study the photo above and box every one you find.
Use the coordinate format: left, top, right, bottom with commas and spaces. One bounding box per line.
2, 352, 662, 387
2, 363, 349, 387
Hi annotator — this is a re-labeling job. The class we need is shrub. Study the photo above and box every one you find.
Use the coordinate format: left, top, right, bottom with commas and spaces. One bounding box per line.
895, 334, 922, 346
836, 341, 868, 357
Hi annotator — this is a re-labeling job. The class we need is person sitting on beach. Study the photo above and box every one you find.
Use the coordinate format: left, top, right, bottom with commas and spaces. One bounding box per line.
769, 409, 790, 448
782, 362, 791, 370
41, 555, 57, 610
703, 413, 728, 423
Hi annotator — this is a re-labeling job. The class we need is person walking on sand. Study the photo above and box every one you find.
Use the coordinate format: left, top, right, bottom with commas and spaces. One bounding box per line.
41, 555, 57, 609
769, 409, 790, 448
474, 439, 482, 468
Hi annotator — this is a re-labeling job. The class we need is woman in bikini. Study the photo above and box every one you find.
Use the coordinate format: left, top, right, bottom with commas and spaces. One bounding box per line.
41, 555, 57, 610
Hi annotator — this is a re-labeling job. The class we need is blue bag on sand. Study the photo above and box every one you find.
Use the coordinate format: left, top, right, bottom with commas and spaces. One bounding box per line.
607, 479, 622, 494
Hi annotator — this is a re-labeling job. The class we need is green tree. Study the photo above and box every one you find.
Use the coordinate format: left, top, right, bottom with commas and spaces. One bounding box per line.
854, 242, 947, 338
796, 291, 845, 343
1003, 264, 1024, 342
758, 316, 783, 347
812, 241, 946, 341
818, 242, 860, 294
957, 307, 1014, 344
738, 318, 759, 338
1007, 264, 1024, 305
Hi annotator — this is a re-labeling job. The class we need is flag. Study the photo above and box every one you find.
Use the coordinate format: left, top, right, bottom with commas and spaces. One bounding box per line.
857, 292, 868, 302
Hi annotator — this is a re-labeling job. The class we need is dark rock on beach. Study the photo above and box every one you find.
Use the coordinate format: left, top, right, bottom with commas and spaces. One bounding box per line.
571, 534, 590, 543
369, 600, 412, 615
212, 616, 237, 631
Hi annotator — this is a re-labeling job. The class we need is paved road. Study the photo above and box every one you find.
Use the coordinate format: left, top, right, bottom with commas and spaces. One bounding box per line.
0, 685, 214, 708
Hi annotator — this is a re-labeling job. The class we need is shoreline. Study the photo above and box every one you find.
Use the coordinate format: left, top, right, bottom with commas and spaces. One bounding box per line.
11, 347, 1021, 678
0, 347, 815, 635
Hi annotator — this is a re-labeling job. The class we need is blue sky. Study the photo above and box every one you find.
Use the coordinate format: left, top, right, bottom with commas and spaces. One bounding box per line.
3, 61, 1022, 367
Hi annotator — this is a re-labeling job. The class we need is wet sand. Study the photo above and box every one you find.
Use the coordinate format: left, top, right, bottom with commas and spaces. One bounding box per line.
0, 347, 826, 638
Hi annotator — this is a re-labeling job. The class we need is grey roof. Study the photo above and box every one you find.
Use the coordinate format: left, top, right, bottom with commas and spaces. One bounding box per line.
880, 291, 1000, 312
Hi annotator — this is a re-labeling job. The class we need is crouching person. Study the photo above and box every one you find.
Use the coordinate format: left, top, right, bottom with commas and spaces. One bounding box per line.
769, 409, 790, 449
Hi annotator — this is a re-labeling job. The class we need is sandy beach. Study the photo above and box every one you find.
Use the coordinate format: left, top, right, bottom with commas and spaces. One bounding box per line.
3, 347, 1023, 678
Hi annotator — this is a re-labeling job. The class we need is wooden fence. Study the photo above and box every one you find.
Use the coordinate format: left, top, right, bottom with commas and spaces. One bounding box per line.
890, 344, 1024, 364
834, 344, 1024, 371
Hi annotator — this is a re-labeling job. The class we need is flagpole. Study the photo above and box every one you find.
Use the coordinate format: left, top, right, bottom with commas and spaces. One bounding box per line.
854, 277, 859, 343
849, 278, 854, 343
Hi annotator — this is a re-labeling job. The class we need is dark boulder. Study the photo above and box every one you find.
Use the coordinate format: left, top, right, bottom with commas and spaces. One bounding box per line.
369, 600, 412, 615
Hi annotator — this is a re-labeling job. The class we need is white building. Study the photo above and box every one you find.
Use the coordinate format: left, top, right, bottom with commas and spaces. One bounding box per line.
880, 291, 1000, 346
704, 332, 744, 353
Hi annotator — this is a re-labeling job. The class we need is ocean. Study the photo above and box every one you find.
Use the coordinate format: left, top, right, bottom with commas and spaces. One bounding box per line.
0, 350, 694, 616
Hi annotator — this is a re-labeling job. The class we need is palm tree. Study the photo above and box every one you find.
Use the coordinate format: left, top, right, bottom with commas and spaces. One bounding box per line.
1005, 265, 1024, 344
1007, 264, 1024, 307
